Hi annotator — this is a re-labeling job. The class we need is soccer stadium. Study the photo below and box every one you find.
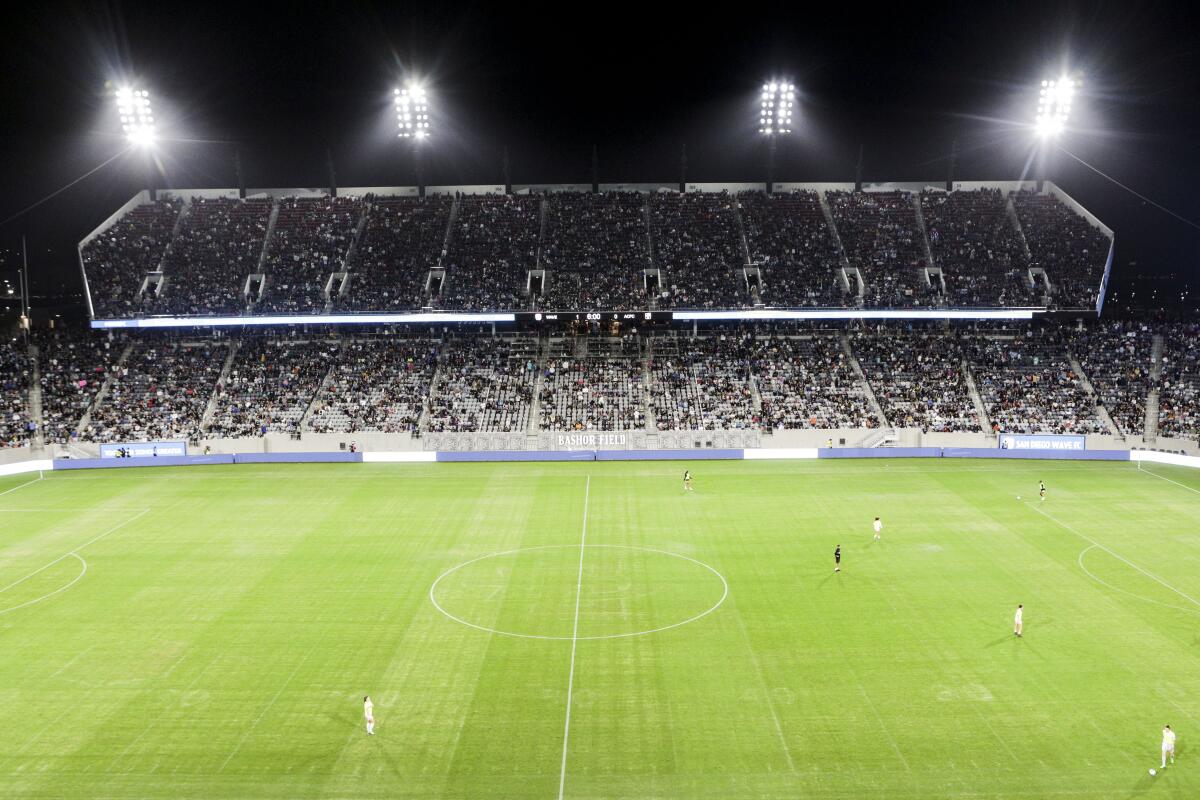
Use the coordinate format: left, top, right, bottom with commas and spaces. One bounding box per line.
2, 4, 1200, 798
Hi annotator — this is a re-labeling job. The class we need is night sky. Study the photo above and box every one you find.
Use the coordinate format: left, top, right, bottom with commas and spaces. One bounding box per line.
1, 0, 1198, 313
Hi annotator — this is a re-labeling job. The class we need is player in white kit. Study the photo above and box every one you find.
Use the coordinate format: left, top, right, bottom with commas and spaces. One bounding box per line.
873, 517, 882, 542
1162, 725, 1176, 768
364, 695, 375, 735
1013, 604, 1023, 637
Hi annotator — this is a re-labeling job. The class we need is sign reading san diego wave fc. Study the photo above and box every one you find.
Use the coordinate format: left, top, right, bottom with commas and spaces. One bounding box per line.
998, 434, 1086, 451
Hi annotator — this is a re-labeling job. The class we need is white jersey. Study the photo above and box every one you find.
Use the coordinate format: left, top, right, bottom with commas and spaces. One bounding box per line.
364, 700, 374, 720
1163, 729, 1176, 749
873, 520, 882, 534
1014, 608, 1023, 625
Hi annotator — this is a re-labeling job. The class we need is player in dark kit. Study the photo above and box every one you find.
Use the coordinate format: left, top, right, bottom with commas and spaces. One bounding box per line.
1039, 480, 1046, 502
683, 470, 693, 492
834, 544, 841, 572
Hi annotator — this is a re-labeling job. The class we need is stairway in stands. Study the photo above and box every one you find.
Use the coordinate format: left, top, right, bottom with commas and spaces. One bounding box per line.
1144, 332, 1165, 443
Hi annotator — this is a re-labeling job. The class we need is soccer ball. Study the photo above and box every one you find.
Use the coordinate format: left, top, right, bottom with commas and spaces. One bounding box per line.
1016, 496, 1021, 500
1149, 768, 1157, 776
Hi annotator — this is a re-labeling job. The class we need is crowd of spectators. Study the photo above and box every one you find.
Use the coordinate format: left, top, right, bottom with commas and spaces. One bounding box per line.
1066, 322, 1155, 436
966, 333, 1106, 435
37, 330, 120, 444
751, 335, 874, 428
1013, 192, 1110, 310
82, 199, 182, 318
921, 189, 1033, 307
853, 332, 980, 432
538, 192, 651, 310
426, 337, 535, 432
439, 195, 539, 310
257, 197, 364, 314
158, 198, 272, 315
1158, 324, 1200, 440
648, 336, 755, 430
341, 197, 451, 312
309, 339, 437, 433
0, 340, 32, 447
538, 357, 645, 430
86, 341, 227, 441
649, 192, 746, 309
207, 339, 338, 437
739, 191, 845, 307
828, 191, 932, 307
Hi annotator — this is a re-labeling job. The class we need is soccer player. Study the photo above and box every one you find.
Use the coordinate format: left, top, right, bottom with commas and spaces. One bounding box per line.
364, 695, 375, 735
1162, 725, 1176, 769
873, 516, 883, 542
1039, 480, 1046, 502
834, 544, 841, 573
683, 470, 693, 492
1014, 604, 1023, 637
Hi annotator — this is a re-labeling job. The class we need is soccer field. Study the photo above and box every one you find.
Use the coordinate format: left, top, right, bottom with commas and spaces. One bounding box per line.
2, 458, 1199, 799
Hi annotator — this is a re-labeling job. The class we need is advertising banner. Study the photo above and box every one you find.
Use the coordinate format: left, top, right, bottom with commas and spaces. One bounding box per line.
99, 441, 188, 459
997, 434, 1085, 451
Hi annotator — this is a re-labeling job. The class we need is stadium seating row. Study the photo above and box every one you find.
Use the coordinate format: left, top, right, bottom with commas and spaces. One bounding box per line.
81, 188, 1112, 318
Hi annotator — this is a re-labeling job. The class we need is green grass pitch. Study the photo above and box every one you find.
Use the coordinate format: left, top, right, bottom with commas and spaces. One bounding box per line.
2, 458, 1199, 798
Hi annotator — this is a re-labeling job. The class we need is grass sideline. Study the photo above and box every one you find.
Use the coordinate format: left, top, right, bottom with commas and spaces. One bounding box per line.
0, 458, 1198, 798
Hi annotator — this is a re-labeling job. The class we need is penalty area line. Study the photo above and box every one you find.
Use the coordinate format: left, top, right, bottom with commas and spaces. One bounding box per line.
0, 473, 44, 499
1025, 501, 1200, 611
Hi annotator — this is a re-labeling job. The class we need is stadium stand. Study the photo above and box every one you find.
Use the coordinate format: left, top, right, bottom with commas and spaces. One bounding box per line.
37, 330, 119, 444
648, 336, 756, 430
751, 335, 875, 429
649, 192, 745, 308
538, 356, 645, 431
207, 339, 339, 437
440, 194, 539, 310
738, 190, 845, 307
341, 196, 451, 312
0, 340, 32, 447
1013, 191, 1110, 310
157, 198, 273, 315
828, 190, 932, 307
920, 189, 1033, 307
82, 199, 182, 318
538, 192, 651, 310
1158, 323, 1200, 440
426, 337, 536, 432
257, 197, 364, 314
966, 332, 1107, 435
1066, 321, 1155, 436
85, 340, 228, 441
853, 330, 980, 432
308, 338, 438, 433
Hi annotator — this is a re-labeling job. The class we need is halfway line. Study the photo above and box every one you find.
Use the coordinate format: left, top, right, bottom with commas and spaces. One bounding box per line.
558, 475, 590, 800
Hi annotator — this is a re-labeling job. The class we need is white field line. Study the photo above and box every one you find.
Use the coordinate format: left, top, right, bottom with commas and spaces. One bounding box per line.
558, 475, 590, 800
0, 554, 87, 617
0, 473, 43, 498
0, 508, 150, 604
219, 648, 312, 772
857, 684, 911, 771
1138, 464, 1200, 497
1026, 502, 1200, 611
732, 611, 796, 772
1077, 545, 1200, 617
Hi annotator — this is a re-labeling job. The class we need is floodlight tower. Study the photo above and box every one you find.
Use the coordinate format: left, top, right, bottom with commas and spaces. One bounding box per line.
758, 81, 794, 193
115, 86, 158, 197
395, 82, 432, 197
1033, 77, 1076, 190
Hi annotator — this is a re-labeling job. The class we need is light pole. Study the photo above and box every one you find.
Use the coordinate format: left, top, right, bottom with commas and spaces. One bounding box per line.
758, 81, 794, 194
395, 82, 432, 198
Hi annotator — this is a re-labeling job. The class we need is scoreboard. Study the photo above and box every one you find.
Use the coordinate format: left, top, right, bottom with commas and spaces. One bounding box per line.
514, 310, 673, 325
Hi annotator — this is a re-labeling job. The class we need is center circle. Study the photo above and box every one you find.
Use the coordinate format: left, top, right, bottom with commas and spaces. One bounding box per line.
429, 545, 728, 640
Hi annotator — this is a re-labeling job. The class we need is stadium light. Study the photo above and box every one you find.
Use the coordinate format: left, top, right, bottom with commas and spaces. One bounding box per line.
395, 82, 431, 140
116, 87, 156, 147
758, 81, 795, 135
1035, 77, 1076, 138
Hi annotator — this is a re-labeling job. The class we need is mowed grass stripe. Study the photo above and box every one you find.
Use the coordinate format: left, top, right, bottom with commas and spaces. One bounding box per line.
0, 460, 1197, 797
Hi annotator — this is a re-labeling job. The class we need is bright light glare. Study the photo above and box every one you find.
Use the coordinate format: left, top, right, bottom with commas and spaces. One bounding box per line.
1035, 77, 1076, 138
395, 81, 431, 140
116, 86, 156, 147
758, 80, 794, 135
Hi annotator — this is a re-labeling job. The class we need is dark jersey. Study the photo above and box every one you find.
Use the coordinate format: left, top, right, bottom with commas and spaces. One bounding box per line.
834, 546, 841, 563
